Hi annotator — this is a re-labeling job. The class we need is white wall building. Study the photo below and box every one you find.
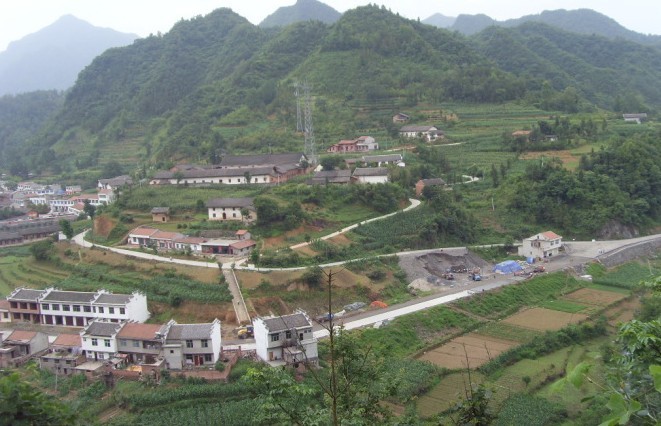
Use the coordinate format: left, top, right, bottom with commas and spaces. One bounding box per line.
81, 321, 124, 362
254, 311, 318, 365
518, 231, 563, 259
163, 319, 222, 369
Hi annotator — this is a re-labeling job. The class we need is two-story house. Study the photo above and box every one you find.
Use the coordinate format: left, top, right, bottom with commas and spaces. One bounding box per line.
40, 333, 85, 375
518, 231, 563, 259
163, 319, 221, 369
253, 311, 318, 365
7, 288, 46, 323
116, 322, 170, 365
206, 198, 256, 222
0, 330, 49, 368
81, 321, 124, 362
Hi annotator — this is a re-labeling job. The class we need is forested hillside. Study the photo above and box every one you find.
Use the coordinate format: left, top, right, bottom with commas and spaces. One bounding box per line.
260, 0, 341, 28
6, 5, 661, 173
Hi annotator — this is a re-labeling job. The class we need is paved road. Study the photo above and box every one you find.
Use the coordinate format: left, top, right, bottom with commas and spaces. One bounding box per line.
223, 269, 251, 325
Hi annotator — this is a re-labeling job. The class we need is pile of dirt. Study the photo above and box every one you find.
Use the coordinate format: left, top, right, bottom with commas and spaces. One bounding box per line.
399, 248, 491, 283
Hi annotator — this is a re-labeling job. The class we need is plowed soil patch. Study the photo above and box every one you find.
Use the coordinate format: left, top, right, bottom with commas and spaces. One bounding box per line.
562, 288, 627, 306
417, 333, 519, 369
503, 307, 587, 331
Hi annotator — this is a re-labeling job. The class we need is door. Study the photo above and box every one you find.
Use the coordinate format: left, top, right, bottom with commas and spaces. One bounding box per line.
194, 355, 204, 366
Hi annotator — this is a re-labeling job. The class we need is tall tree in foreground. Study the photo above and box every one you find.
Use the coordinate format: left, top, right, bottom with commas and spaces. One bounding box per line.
247, 268, 398, 425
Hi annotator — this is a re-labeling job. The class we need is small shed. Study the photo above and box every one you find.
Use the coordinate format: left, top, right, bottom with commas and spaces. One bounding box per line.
151, 207, 170, 223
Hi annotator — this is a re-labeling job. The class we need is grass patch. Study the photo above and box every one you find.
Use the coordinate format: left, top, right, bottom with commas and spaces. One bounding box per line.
587, 283, 631, 295
476, 322, 540, 344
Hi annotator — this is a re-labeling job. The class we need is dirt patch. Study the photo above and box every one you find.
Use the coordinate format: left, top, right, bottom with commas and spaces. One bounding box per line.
417, 333, 519, 369
150, 301, 232, 324
399, 248, 491, 286
520, 150, 578, 168
562, 288, 627, 306
327, 234, 353, 246
503, 307, 588, 331
250, 296, 289, 317
602, 297, 639, 326
292, 245, 318, 257
94, 216, 115, 238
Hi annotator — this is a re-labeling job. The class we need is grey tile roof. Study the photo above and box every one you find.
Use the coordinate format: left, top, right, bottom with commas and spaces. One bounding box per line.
84, 321, 123, 337
220, 152, 305, 168
420, 178, 446, 186
151, 207, 170, 214
400, 125, 437, 132
153, 166, 275, 180
262, 313, 311, 332
206, 197, 254, 209
166, 323, 213, 341
352, 167, 389, 177
8, 288, 46, 301
95, 294, 132, 304
42, 290, 97, 303
362, 154, 402, 163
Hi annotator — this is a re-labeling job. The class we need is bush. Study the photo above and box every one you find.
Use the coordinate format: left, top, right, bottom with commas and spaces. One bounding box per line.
215, 361, 226, 372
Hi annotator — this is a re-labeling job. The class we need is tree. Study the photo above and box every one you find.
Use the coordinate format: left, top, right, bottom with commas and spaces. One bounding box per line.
59, 219, 74, 240
29, 239, 53, 261
0, 372, 76, 425
83, 200, 96, 219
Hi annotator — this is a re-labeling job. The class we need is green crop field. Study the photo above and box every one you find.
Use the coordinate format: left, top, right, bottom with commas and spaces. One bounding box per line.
417, 371, 486, 418
539, 299, 587, 313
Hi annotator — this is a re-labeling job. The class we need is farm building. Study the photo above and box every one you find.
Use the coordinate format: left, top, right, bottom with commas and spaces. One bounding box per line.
518, 231, 563, 259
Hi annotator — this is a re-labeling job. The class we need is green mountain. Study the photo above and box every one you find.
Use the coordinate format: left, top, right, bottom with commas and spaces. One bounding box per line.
8, 5, 661, 173
448, 9, 661, 46
0, 15, 137, 95
421, 13, 456, 29
259, 0, 341, 28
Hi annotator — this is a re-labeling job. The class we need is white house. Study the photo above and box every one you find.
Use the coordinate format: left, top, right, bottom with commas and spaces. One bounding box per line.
206, 198, 256, 222
518, 231, 563, 259
253, 311, 318, 365
81, 321, 124, 362
399, 125, 442, 142
362, 154, 403, 167
98, 175, 133, 190
352, 167, 390, 184
163, 319, 222, 369
37, 288, 150, 327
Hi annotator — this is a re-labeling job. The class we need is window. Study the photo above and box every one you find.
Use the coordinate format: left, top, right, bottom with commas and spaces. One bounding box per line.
29, 303, 37, 310
133, 341, 140, 348
73, 305, 81, 312
201, 339, 208, 348
119, 308, 125, 315
185, 354, 193, 361
52, 304, 59, 311
204, 354, 212, 362
83, 306, 91, 313
2, 313, 7, 319
54, 359, 60, 364
119, 339, 127, 347
9, 302, 16, 309
285, 330, 292, 339
65, 360, 71, 365
62, 305, 70, 312
42, 303, 49, 310
186, 340, 193, 348
98, 307, 104, 314
170, 350, 174, 354
109, 307, 115, 314
104, 339, 111, 347
91, 338, 98, 346
270, 333, 280, 342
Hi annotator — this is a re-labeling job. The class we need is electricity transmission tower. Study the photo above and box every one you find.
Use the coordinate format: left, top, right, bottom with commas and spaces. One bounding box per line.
301, 81, 316, 164
294, 82, 303, 132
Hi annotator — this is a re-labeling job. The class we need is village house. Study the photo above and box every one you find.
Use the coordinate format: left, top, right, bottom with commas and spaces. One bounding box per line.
163, 319, 221, 369
0, 231, 23, 247
622, 113, 648, 124
81, 321, 125, 363
39, 333, 85, 375
327, 136, 378, 153
151, 207, 170, 222
392, 112, 410, 123
253, 311, 318, 365
518, 231, 563, 259
362, 153, 404, 167
0, 300, 10, 323
127, 225, 255, 256
6, 288, 45, 323
399, 125, 443, 142
307, 170, 352, 185
206, 197, 256, 222
0, 330, 49, 368
7, 287, 149, 327
150, 153, 309, 186
116, 322, 170, 365
415, 178, 446, 197
352, 167, 390, 184
98, 175, 133, 190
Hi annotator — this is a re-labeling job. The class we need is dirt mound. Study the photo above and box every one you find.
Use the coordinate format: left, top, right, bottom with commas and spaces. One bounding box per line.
94, 215, 115, 238
417, 250, 490, 277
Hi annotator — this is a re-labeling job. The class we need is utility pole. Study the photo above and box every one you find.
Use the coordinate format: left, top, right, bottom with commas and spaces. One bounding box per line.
294, 82, 303, 133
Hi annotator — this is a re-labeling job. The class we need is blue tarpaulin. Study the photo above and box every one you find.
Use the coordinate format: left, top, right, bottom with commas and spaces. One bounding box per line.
493, 260, 523, 274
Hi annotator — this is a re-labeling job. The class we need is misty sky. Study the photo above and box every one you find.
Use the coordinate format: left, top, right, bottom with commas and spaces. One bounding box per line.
1, 0, 660, 52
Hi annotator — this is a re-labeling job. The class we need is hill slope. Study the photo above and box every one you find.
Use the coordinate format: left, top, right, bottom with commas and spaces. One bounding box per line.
260, 0, 341, 28
0, 15, 137, 95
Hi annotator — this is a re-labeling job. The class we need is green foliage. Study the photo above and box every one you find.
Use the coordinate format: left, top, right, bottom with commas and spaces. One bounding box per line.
29, 239, 54, 261
0, 372, 77, 425
494, 394, 566, 426
301, 266, 323, 288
